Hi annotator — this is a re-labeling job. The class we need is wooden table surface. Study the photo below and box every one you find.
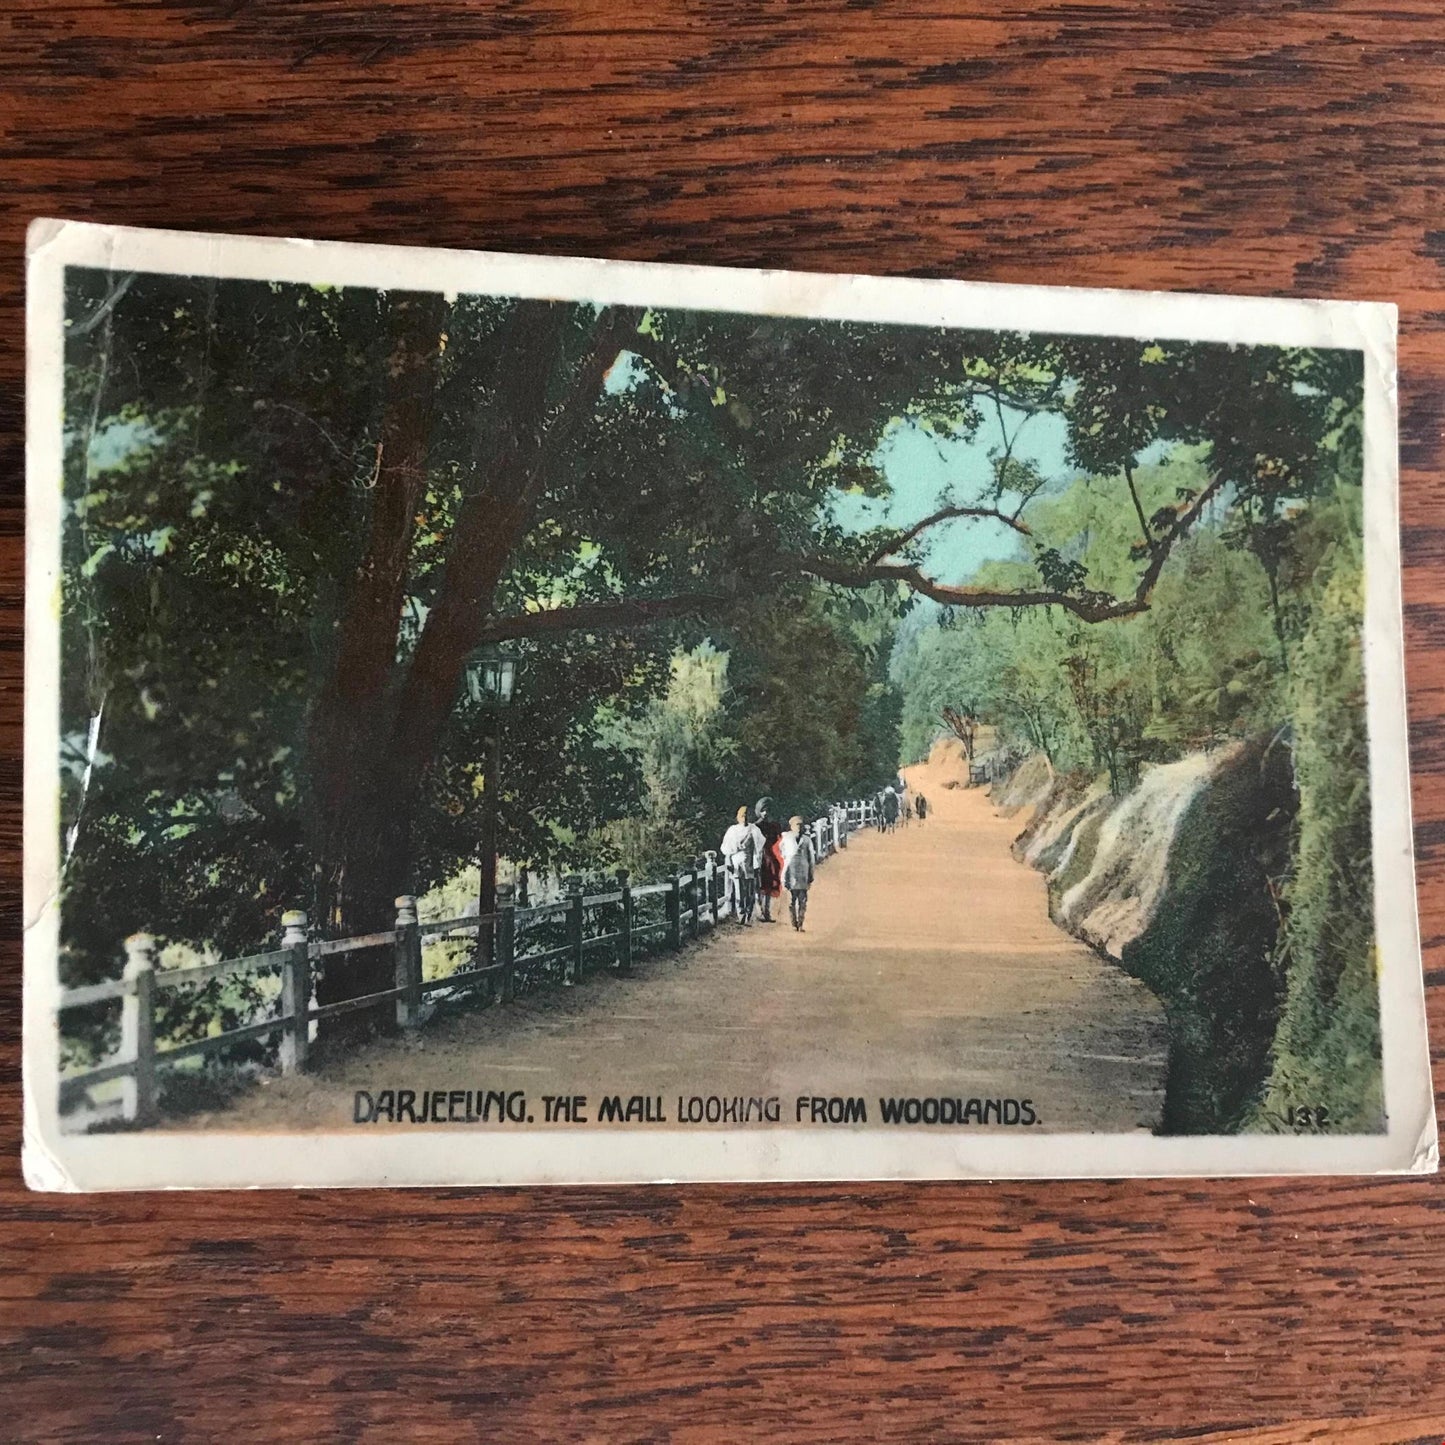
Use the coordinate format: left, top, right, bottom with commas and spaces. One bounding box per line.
2, 3, 1442, 1440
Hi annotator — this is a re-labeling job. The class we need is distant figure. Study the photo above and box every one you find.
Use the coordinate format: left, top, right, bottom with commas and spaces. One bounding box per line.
780, 814, 817, 931
915, 793, 928, 824
754, 796, 785, 923
881, 787, 900, 833
720, 805, 764, 925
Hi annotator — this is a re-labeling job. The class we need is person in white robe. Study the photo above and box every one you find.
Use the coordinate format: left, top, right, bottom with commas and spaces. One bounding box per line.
720, 806, 764, 924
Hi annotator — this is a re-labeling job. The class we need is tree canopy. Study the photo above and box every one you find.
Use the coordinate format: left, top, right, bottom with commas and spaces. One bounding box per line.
59, 266, 1362, 1010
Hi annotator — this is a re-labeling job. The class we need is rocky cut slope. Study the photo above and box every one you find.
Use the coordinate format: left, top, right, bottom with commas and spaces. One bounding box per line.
997, 734, 1297, 1134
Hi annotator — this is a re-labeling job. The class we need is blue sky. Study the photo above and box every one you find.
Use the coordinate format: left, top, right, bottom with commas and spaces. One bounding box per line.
835, 405, 1073, 586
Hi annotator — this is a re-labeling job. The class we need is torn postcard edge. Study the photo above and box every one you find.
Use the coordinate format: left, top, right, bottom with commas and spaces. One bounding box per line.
24, 220, 1435, 1189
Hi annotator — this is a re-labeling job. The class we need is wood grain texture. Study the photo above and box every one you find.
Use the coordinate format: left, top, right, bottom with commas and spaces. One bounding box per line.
1, 2, 1443, 1440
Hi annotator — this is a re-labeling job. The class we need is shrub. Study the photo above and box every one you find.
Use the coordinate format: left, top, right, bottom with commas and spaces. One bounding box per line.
1255, 536, 1383, 1132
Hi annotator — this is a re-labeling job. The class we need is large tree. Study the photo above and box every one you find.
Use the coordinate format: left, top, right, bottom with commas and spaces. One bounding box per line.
60, 269, 1357, 1017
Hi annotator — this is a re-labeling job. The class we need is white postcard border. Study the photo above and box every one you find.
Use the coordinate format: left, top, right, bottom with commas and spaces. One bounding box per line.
23, 220, 1437, 1189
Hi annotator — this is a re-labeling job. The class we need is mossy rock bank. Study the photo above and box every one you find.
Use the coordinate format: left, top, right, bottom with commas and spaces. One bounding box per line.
1117, 733, 1295, 1133
1012, 734, 1297, 1133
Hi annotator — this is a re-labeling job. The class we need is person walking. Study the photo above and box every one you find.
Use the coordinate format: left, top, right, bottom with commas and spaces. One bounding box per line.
881, 786, 900, 833
720, 805, 763, 924
754, 796, 785, 923
780, 814, 817, 931
915, 792, 928, 824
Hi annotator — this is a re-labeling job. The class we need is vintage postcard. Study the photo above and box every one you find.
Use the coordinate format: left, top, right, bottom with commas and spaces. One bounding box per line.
23, 220, 1436, 1189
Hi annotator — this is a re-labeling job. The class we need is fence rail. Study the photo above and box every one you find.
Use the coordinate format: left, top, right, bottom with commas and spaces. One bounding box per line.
58, 801, 873, 1126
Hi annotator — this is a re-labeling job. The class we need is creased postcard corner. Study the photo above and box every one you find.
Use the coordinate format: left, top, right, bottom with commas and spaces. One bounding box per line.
22, 1121, 78, 1194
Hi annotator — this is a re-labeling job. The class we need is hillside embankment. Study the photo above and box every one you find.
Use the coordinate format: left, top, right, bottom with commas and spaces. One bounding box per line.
990, 735, 1297, 1132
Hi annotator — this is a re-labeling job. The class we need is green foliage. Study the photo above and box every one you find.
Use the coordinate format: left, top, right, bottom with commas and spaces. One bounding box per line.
596, 591, 904, 878
1257, 509, 1382, 1131
1141, 529, 1283, 749
590, 646, 736, 882
717, 595, 890, 814
56, 274, 1014, 979
892, 436, 1381, 1133
58, 262, 1369, 1063
894, 452, 1285, 788
895, 606, 1056, 765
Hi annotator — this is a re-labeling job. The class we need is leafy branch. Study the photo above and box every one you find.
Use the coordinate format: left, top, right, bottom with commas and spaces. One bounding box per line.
802, 470, 1228, 623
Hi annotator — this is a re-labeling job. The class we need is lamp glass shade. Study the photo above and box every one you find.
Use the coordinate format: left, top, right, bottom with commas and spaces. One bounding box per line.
465, 646, 518, 708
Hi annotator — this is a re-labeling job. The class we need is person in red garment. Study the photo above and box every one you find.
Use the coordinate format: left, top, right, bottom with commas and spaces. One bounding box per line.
753, 796, 785, 924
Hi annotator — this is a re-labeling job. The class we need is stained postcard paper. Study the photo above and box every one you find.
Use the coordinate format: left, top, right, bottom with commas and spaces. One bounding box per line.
23, 221, 1436, 1188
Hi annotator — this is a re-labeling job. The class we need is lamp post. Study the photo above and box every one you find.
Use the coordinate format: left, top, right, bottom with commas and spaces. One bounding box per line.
463, 643, 518, 962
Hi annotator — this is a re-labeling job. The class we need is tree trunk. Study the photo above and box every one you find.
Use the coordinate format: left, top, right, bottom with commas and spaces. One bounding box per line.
302, 301, 639, 1038
305, 291, 449, 1034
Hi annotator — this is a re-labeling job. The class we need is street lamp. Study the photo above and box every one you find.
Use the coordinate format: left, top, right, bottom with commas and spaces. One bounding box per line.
463, 643, 519, 962
464, 643, 517, 709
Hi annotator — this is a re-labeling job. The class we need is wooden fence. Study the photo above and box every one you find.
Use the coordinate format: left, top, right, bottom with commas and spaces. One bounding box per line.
58, 803, 873, 1126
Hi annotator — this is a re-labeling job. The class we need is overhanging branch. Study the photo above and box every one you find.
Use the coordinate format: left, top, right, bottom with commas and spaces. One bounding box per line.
866, 504, 1032, 564
805, 471, 1227, 623
805, 555, 1146, 621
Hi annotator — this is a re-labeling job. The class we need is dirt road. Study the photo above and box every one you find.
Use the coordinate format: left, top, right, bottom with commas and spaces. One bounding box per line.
203, 759, 1167, 1133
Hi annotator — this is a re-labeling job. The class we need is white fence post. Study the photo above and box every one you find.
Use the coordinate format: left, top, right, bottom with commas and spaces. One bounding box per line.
617, 871, 633, 977
394, 895, 422, 1028
565, 875, 585, 985
120, 933, 158, 1126
496, 883, 517, 1002
279, 909, 310, 1074
666, 871, 682, 951
690, 858, 705, 940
